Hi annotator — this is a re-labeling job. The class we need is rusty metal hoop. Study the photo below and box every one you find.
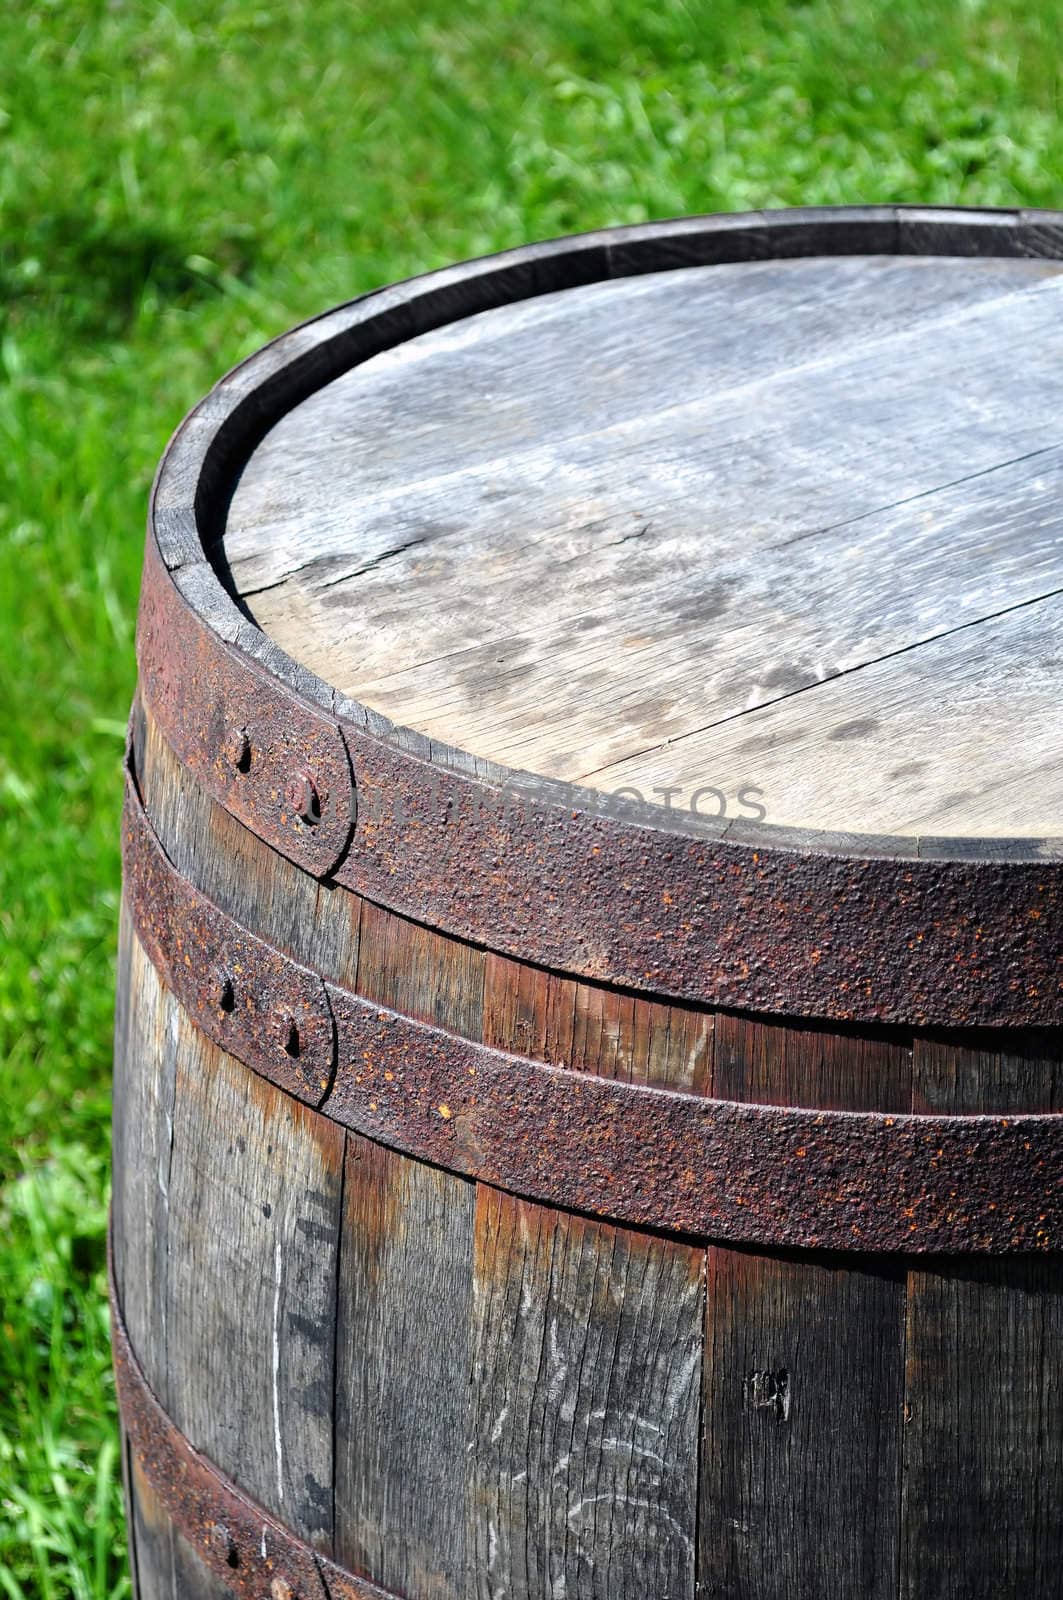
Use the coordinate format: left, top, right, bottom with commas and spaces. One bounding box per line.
123, 760, 1062, 1255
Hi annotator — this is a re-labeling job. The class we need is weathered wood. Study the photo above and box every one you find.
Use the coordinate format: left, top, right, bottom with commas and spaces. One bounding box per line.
112, 909, 180, 1405
483, 952, 713, 1091
163, 1022, 345, 1546
613, 589, 1063, 837
900, 1031, 1063, 1599
470, 1185, 704, 1600
334, 1137, 475, 1599
356, 899, 485, 1037
701, 1015, 912, 1597
224, 255, 1063, 836
702, 1246, 906, 1600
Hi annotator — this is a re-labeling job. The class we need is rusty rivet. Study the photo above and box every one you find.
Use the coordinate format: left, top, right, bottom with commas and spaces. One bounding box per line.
285, 769, 322, 826
208, 1522, 238, 1568
226, 727, 252, 774
270, 1580, 295, 1600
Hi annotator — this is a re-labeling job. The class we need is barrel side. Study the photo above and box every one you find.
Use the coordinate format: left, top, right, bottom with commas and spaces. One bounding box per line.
113, 698, 1063, 1600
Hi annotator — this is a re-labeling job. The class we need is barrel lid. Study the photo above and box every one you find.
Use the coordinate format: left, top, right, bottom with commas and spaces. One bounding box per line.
141, 208, 1063, 1026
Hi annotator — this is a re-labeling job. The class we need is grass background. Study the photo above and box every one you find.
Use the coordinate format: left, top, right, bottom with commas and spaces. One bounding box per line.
0, 0, 1060, 1593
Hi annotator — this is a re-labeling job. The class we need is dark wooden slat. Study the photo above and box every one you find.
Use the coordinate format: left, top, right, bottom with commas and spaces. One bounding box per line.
334, 1136, 475, 1599
470, 1186, 704, 1600
713, 1011, 913, 1115
483, 952, 712, 1091
900, 1030, 1063, 1599
112, 910, 181, 1406
355, 898, 485, 1037
332, 878, 486, 1594
701, 1246, 906, 1600
163, 1029, 345, 1548
700, 1015, 912, 1598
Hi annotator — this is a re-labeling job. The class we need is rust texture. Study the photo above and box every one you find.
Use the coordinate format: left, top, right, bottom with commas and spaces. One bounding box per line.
124, 775, 1063, 1254
122, 765, 335, 1105
134, 199, 1063, 1037
138, 538, 1063, 1031
111, 1274, 393, 1600
137, 538, 356, 880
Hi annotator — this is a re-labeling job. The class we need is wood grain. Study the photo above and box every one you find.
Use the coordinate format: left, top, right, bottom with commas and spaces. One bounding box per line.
470, 1185, 704, 1600
700, 1015, 912, 1597
701, 1246, 906, 1600
163, 1026, 345, 1546
223, 254, 1063, 838
900, 1030, 1063, 1599
483, 952, 713, 1092
334, 1136, 475, 1600
112, 908, 181, 1406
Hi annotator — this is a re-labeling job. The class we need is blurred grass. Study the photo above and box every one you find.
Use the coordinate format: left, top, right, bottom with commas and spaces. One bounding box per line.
0, 0, 1060, 1593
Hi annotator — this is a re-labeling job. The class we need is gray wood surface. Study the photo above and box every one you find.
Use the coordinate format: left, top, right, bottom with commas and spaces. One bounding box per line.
901, 1031, 1063, 1598
223, 253, 1063, 837
112, 907, 180, 1407
701, 1015, 913, 1598
470, 1186, 704, 1600
164, 1033, 345, 1546
334, 1136, 475, 1600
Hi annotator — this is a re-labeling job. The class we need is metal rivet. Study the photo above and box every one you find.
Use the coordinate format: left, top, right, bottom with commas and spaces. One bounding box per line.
285, 769, 322, 826
226, 727, 252, 774
208, 1522, 238, 1568
270, 1579, 295, 1600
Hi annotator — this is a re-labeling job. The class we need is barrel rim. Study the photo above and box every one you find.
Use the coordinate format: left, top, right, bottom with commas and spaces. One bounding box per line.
154, 203, 1063, 865
138, 206, 1063, 1026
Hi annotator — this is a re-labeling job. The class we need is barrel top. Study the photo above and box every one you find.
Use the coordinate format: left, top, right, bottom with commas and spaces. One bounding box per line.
221, 240, 1063, 841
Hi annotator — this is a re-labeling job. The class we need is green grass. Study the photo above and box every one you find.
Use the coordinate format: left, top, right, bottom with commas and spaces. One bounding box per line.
0, 0, 1059, 1592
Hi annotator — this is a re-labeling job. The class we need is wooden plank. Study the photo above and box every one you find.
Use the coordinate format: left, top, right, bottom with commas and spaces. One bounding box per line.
901, 1030, 1063, 1598
226, 255, 1063, 602
700, 1016, 911, 1598
164, 1027, 345, 1548
356, 898, 485, 1037
333, 1136, 476, 1599
220, 256, 1063, 838
701, 1245, 906, 1600
112, 908, 181, 1406
483, 952, 713, 1092
470, 1185, 704, 1600
603, 589, 1063, 837
713, 1011, 913, 1116
331, 874, 485, 1594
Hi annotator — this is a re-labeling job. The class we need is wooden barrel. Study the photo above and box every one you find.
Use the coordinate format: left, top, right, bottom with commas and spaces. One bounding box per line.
113, 206, 1063, 1600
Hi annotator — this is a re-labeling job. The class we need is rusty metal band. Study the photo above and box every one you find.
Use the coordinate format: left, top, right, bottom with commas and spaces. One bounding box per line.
111, 1265, 394, 1600
124, 768, 1062, 1254
139, 206, 1063, 1030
